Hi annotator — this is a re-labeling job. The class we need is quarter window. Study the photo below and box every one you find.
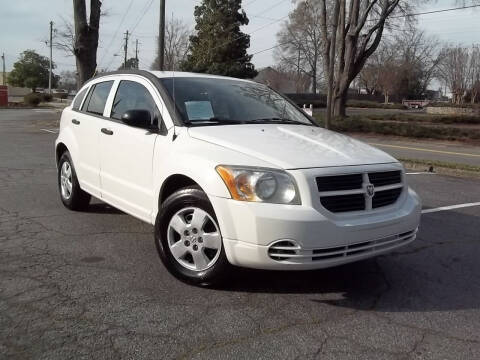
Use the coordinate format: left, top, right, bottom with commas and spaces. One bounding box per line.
111, 80, 161, 124
85, 81, 114, 116
72, 87, 88, 110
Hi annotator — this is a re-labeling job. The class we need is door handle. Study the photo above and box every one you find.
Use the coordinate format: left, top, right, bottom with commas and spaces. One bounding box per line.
72, 119, 80, 125
101, 128, 114, 135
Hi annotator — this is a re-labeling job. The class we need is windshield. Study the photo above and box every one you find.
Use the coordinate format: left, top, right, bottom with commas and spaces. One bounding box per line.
159, 77, 314, 126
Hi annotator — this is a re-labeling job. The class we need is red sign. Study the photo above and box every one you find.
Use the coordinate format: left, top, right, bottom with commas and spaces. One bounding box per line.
0, 86, 7, 106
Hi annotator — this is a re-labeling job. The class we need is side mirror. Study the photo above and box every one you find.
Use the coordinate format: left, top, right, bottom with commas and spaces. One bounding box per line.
121, 109, 153, 129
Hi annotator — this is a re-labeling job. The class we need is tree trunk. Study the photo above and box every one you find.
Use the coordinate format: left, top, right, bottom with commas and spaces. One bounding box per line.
311, 66, 317, 94
73, 0, 101, 86
333, 93, 347, 118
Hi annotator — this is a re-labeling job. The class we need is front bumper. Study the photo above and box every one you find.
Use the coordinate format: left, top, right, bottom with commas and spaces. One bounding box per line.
209, 188, 421, 270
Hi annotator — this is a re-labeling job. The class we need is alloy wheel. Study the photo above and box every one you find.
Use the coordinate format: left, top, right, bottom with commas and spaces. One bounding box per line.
167, 207, 222, 271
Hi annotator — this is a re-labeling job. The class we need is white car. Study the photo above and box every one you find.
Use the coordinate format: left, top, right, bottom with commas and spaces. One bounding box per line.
55, 70, 421, 285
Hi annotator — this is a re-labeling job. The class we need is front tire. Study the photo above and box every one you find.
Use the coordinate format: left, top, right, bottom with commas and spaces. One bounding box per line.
155, 186, 230, 286
58, 151, 91, 211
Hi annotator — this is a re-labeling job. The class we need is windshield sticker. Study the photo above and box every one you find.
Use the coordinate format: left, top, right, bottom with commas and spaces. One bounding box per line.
185, 101, 214, 120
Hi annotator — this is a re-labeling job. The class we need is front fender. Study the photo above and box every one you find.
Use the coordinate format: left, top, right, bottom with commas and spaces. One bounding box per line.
151, 130, 277, 223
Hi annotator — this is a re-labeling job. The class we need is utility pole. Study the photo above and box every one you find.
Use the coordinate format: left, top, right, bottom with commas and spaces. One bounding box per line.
1, 53, 5, 86
123, 30, 129, 69
49, 21, 53, 94
135, 39, 139, 69
159, 0, 166, 70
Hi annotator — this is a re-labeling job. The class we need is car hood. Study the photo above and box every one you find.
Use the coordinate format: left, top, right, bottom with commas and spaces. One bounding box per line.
187, 124, 397, 169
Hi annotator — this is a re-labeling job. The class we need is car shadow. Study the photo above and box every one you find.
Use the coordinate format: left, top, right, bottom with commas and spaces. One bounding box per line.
212, 210, 480, 313
87, 202, 124, 215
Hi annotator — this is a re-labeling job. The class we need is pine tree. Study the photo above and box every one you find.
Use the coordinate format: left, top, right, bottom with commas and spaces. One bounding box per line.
181, 0, 257, 79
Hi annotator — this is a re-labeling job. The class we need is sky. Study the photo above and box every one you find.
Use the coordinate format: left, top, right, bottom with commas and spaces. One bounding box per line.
1, 0, 479, 76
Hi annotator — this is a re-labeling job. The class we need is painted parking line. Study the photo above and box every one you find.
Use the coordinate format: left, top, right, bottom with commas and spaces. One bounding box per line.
406, 172, 436, 175
40, 128, 59, 134
368, 142, 480, 158
422, 202, 480, 214
33, 109, 56, 113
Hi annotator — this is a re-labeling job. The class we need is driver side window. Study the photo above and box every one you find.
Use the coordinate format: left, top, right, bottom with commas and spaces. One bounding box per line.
111, 80, 161, 126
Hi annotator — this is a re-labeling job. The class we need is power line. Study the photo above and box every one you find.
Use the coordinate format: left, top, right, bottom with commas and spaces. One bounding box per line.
204, 10, 289, 54
230, 4, 480, 64
389, 4, 480, 19
99, 0, 134, 67
254, 0, 289, 17
244, 0, 262, 7
104, 0, 154, 70
130, 0, 155, 37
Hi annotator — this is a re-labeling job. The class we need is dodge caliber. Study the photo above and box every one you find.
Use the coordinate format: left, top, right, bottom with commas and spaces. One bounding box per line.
55, 70, 421, 285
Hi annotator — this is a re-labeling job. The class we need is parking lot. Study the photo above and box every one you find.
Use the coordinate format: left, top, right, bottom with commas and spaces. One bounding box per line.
1, 109, 479, 359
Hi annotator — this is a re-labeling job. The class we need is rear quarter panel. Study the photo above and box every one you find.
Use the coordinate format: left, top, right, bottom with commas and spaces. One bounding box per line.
55, 107, 80, 168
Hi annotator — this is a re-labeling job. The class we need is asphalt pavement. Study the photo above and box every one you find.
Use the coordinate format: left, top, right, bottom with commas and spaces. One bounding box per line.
1, 109, 480, 359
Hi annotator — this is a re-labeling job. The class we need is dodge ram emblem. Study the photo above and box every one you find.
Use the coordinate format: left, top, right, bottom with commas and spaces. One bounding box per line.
366, 184, 375, 197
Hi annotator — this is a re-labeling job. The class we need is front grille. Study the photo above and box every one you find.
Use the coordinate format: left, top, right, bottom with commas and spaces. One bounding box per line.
316, 170, 403, 213
372, 188, 403, 208
267, 229, 417, 263
369, 171, 402, 187
316, 174, 363, 192
320, 194, 365, 212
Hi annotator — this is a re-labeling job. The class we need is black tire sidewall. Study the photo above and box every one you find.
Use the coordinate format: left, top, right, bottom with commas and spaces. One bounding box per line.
58, 152, 89, 210
155, 187, 229, 286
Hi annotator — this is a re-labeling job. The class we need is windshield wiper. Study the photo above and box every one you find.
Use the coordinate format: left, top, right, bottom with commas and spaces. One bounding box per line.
246, 117, 310, 125
186, 117, 244, 126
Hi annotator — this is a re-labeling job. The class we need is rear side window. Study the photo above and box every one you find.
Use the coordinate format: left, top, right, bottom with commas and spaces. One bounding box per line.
110, 80, 161, 123
72, 87, 88, 110
85, 81, 113, 115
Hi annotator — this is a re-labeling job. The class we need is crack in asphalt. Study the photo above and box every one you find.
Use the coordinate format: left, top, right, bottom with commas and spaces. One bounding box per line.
1, 124, 480, 359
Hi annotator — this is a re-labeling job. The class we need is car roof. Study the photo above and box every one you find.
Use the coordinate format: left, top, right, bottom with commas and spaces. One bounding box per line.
90, 69, 253, 83
147, 70, 252, 82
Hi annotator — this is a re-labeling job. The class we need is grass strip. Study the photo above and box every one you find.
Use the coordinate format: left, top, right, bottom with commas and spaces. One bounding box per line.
399, 157, 480, 178
314, 116, 480, 141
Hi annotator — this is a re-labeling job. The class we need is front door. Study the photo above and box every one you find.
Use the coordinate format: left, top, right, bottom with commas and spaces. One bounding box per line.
99, 79, 163, 222
74, 80, 114, 197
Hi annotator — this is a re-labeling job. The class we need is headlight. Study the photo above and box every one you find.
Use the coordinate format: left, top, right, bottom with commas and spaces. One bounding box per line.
216, 165, 301, 204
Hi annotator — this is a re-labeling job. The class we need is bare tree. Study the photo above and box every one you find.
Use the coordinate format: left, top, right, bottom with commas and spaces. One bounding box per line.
254, 65, 310, 93
53, 18, 76, 56
58, 70, 78, 91
358, 64, 379, 94
438, 46, 470, 104
468, 45, 480, 103
275, 2, 323, 94
315, 0, 418, 127
152, 18, 190, 71
394, 28, 441, 98
73, 0, 102, 86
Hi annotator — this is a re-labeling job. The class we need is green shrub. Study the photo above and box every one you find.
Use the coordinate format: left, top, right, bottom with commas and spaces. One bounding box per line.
55, 92, 68, 100
40, 93, 53, 102
346, 100, 407, 110
428, 102, 480, 109
314, 115, 480, 141
24, 93, 41, 107
351, 113, 480, 125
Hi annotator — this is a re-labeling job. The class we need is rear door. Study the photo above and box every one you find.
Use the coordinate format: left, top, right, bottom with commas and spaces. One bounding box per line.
71, 80, 114, 197
99, 77, 163, 222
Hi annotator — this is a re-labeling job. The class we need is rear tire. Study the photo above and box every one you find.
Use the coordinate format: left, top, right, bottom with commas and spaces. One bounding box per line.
58, 151, 91, 211
155, 186, 230, 286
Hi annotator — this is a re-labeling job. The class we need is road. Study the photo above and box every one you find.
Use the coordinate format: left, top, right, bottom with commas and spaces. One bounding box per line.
351, 134, 480, 167
1, 109, 480, 359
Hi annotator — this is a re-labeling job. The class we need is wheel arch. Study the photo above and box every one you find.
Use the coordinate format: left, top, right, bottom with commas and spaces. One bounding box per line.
55, 142, 69, 165
159, 174, 202, 207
